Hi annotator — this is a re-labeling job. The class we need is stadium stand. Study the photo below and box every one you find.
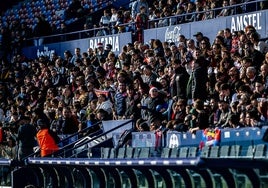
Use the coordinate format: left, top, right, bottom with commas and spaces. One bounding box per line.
0, 0, 268, 187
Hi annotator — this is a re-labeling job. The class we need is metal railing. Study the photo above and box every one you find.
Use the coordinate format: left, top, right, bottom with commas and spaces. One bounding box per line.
24, 0, 266, 46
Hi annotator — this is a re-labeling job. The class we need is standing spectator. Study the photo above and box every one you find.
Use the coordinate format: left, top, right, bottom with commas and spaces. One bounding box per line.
193, 32, 204, 49
110, 7, 118, 32
184, 2, 196, 22
170, 59, 189, 99
65, 0, 84, 19
17, 116, 37, 160
113, 82, 127, 120
36, 119, 59, 157
33, 15, 52, 46
135, 6, 148, 43
99, 9, 111, 35
224, 28, 232, 51
131, 0, 149, 20
124, 84, 141, 120
186, 57, 208, 103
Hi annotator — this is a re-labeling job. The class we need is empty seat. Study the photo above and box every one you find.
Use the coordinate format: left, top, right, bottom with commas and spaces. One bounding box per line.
220, 145, 230, 158
243, 145, 254, 158
170, 148, 179, 158
161, 148, 171, 158
188, 147, 198, 158
254, 144, 266, 158
101, 148, 111, 159
178, 147, 189, 158
117, 148, 126, 159
200, 146, 210, 158
209, 146, 219, 158
125, 147, 134, 159
229, 145, 241, 157
133, 147, 150, 158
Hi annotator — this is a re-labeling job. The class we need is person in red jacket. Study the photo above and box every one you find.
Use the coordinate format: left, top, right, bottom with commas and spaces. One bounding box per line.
36, 119, 59, 157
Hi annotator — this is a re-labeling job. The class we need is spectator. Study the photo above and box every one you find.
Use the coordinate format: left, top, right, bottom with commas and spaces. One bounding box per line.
131, 0, 149, 20
17, 116, 37, 160
170, 59, 189, 99
113, 82, 127, 120
56, 106, 79, 145
217, 0, 230, 17
189, 99, 209, 133
36, 119, 59, 157
65, 0, 84, 20
135, 6, 148, 43
70, 48, 82, 65
186, 57, 208, 103
249, 32, 268, 54
33, 15, 52, 46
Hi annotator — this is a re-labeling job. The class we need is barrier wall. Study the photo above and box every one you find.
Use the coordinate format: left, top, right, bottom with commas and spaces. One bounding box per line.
21, 10, 267, 60
22, 32, 132, 59
144, 10, 268, 44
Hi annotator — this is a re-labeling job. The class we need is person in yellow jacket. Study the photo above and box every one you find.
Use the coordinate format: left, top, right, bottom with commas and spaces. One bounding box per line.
36, 119, 59, 157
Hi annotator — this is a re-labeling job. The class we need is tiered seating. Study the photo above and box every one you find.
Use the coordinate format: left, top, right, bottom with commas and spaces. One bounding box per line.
1, 0, 113, 30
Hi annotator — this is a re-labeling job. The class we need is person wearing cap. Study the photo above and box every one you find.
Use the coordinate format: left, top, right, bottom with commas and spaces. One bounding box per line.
36, 119, 59, 157
17, 116, 37, 160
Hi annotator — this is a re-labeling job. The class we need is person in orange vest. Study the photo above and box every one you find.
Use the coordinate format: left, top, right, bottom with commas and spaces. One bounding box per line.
36, 119, 59, 157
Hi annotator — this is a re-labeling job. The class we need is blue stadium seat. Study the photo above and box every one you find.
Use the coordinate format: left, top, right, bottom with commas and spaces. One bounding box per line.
200, 146, 210, 158
133, 147, 150, 158
178, 147, 189, 158
254, 144, 266, 158
229, 145, 241, 157
125, 147, 134, 159
219, 145, 230, 158
170, 148, 179, 158
161, 148, 171, 158
209, 146, 219, 158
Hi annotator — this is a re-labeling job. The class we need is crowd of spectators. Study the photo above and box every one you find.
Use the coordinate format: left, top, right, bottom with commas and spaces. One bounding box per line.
0, 0, 267, 160
0, 23, 267, 159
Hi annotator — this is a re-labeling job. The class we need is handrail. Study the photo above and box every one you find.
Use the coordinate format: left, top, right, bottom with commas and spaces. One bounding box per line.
54, 119, 134, 157
148, 0, 264, 28
22, 121, 102, 160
